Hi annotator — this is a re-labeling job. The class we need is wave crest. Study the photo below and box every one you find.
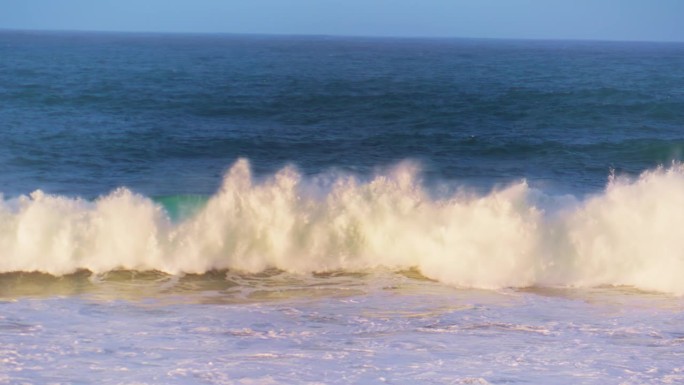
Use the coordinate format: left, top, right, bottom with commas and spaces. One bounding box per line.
2, 160, 684, 294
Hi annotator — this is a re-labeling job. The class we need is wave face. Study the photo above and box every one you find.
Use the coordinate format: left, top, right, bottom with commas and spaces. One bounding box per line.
2, 159, 684, 294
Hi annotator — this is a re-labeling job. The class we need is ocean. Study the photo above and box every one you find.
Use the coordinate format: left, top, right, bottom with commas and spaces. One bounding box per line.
1, 30, 684, 384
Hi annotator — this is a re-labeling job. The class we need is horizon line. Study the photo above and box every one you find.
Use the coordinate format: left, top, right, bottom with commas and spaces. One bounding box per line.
1, 27, 683, 45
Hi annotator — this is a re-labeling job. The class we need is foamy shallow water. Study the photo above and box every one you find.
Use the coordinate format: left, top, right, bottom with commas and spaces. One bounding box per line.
2, 272, 683, 385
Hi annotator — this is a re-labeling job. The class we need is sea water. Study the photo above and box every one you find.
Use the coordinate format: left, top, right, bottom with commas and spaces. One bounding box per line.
1, 31, 684, 384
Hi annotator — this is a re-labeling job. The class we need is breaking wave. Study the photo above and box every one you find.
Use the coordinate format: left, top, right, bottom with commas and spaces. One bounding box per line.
2, 159, 684, 294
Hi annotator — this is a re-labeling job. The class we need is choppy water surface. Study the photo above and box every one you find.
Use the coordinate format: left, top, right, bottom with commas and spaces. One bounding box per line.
2, 272, 684, 384
1, 31, 684, 384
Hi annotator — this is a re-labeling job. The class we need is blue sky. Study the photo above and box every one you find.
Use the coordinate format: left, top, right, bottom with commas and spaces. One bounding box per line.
1, 0, 683, 42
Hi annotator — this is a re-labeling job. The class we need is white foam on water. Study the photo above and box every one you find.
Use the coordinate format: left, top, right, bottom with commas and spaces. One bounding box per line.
2, 159, 684, 294
2, 282, 682, 385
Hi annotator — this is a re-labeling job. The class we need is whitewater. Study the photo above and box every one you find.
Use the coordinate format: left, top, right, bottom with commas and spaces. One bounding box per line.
3, 32, 684, 384
3, 159, 684, 295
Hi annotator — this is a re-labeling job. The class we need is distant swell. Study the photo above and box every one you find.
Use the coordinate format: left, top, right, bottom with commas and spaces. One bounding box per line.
2, 159, 684, 294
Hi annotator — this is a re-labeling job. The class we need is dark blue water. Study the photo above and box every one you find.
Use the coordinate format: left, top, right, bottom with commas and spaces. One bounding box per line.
2, 30, 684, 198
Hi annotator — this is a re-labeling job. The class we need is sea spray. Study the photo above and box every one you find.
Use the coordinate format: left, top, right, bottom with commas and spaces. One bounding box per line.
2, 159, 684, 294
563, 165, 684, 292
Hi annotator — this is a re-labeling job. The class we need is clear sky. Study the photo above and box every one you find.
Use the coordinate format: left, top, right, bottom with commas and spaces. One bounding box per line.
1, 0, 683, 42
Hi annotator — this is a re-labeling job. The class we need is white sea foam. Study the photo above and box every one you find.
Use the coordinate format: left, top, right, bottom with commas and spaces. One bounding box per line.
2, 159, 684, 294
